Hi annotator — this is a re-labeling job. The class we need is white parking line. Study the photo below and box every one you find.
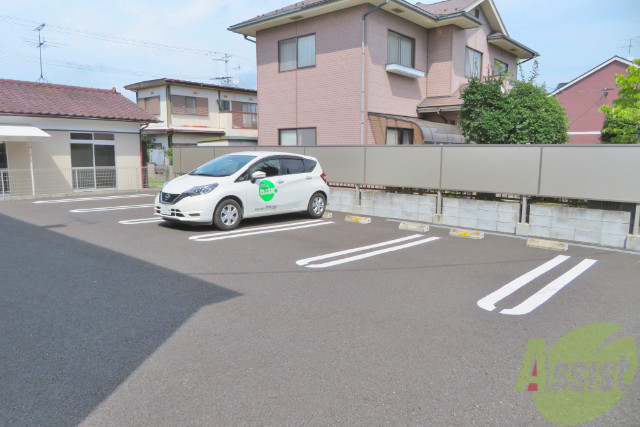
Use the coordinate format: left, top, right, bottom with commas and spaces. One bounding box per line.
296, 234, 424, 266
500, 259, 597, 316
189, 220, 333, 242
477, 255, 570, 311
302, 237, 440, 269
118, 217, 164, 225
69, 204, 154, 213
34, 194, 154, 204
477, 255, 597, 315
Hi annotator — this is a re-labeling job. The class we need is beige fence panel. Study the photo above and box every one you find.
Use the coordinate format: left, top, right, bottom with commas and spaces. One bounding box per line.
365, 146, 441, 188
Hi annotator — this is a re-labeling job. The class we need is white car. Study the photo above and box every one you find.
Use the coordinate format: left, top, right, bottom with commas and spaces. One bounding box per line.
154, 151, 329, 230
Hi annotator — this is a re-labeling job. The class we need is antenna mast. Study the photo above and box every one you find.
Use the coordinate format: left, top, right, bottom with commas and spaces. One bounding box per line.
211, 53, 233, 86
34, 23, 47, 82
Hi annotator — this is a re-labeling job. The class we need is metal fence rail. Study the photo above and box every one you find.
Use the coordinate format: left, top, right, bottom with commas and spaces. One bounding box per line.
0, 167, 173, 199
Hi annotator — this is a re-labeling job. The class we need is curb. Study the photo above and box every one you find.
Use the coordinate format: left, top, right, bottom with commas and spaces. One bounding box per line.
345, 215, 372, 224
449, 228, 485, 239
526, 238, 569, 251
399, 222, 429, 232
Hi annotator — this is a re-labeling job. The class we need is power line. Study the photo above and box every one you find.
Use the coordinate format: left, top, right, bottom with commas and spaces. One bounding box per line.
0, 50, 212, 81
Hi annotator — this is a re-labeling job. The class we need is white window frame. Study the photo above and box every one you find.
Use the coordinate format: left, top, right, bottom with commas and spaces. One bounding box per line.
70, 132, 117, 191
465, 47, 483, 78
279, 34, 316, 72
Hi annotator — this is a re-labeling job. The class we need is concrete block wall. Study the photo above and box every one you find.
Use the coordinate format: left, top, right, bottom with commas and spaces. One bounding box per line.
327, 188, 436, 223
442, 198, 520, 233
529, 205, 630, 248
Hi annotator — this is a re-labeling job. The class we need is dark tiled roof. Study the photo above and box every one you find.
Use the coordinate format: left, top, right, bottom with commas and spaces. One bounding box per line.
416, 0, 476, 15
231, 0, 327, 28
0, 79, 158, 122
124, 78, 257, 94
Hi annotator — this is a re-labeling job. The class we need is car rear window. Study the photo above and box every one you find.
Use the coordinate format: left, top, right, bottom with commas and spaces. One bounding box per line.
303, 159, 317, 172
282, 158, 305, 174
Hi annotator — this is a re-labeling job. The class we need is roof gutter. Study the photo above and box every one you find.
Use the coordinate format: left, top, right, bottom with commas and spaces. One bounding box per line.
362, 0, 389, 146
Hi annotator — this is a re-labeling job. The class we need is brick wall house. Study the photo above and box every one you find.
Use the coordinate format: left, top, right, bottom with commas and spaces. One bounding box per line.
550, 56, 634, 145
229, 0, 537, 146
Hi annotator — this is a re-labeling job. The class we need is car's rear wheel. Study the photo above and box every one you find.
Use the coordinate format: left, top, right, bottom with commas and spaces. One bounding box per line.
307, 192, 326, 218
213, 199, 242, 230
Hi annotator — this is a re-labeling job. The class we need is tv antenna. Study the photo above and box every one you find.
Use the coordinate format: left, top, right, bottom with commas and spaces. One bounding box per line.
620, 36, 639, 60
34, 23, 48, 82
210, 53, 233, 86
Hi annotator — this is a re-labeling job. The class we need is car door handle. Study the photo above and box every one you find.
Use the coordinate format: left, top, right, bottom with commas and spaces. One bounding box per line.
277, 180, 285, 184
305, 176, 312, 180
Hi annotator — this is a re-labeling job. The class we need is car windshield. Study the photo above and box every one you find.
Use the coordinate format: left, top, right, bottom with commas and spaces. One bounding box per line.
189, 154, 256, 177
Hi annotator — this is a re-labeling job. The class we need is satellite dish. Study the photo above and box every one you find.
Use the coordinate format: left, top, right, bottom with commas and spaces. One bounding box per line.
232, 77, 240, 86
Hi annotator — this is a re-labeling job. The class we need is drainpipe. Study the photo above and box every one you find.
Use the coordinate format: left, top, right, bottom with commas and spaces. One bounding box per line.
244, 35, 256, 43
361, 1, 389, 145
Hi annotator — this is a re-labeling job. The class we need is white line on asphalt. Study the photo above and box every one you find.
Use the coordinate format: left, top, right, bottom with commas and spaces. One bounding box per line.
118, 217, 164, 225
69, 204, 154, 213
477, 255, 571, 312
34, 194, 154, 204
296, 234, 424, 266
190, 220, 334, 242
500, 259, 597, 316
189, 219, 325, 241
304, 237, 440, 269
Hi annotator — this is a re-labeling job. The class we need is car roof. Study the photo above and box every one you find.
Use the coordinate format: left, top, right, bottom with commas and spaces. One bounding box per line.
228, 151, 315, 160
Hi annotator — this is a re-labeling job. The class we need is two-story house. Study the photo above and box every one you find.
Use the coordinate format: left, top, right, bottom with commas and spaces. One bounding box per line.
124, 79, 258, 164
550, 56, 635, 145
229, 0, 537, 145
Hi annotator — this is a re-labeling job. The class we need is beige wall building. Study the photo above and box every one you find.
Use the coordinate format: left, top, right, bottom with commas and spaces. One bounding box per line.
125, 79, 259, 165
0, 79, 156, 197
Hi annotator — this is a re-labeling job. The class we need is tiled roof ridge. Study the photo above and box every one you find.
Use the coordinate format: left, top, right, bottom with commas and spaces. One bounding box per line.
0, 78, 120, 95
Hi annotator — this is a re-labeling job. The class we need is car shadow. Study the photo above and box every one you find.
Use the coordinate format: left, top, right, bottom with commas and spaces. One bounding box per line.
0, 214, 241, 426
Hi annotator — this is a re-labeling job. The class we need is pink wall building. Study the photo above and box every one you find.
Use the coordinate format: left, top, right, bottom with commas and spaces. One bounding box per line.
550, 57, 634, 145
230, 0, 537, 146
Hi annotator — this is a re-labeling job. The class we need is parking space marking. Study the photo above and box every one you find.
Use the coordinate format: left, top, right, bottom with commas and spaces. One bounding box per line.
302, 237, 440, 269
69, 204, 154, 213
189, 219, 333, 242
500, 259, 597, 316
118, 217, 164, 225
34, 194, 154, 204
477, 255, 597, 315
296, 234, 424, 266
477, 255, 570, 311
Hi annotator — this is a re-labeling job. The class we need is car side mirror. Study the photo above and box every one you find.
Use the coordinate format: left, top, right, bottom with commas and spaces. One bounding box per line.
251, 171, 266, 183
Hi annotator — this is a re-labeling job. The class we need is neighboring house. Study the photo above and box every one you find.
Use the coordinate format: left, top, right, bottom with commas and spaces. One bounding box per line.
228, 0, 537, 145
550, 56, 634, 145
0, 79, 156, 197
124, 79, 258, 165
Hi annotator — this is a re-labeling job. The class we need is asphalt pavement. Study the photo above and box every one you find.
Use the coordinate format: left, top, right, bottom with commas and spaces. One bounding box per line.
1, 192, 638, 426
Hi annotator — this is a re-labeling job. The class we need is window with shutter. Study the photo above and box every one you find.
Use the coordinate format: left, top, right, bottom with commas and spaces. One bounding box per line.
196, 97, 208, 116
171, 95, 186, 115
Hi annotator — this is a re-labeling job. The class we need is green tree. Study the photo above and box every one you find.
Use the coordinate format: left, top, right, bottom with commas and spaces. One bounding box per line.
458, 76, 513, 144
599, 59, 640, 144
506, 81, 568, 144
459, 61, 568, 144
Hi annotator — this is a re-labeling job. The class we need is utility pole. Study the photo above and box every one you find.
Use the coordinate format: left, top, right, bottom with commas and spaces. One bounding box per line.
34, 23, 47, 82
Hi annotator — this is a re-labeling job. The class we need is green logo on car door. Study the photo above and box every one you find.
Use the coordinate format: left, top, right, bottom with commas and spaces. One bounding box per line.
258, 179, 278, 202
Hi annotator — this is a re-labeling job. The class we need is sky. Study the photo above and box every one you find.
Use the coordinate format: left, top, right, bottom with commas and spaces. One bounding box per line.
0, 0, 638, 101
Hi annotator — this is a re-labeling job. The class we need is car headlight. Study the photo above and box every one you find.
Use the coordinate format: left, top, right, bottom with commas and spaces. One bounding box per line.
183, 183, 219, 197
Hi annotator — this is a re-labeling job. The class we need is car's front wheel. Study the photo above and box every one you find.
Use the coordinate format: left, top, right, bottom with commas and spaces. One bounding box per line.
213, 199, 242, 230
307, 192, 326, 218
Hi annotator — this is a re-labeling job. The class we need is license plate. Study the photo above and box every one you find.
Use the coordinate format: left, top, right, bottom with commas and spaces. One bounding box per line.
160, 206, 172, 216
